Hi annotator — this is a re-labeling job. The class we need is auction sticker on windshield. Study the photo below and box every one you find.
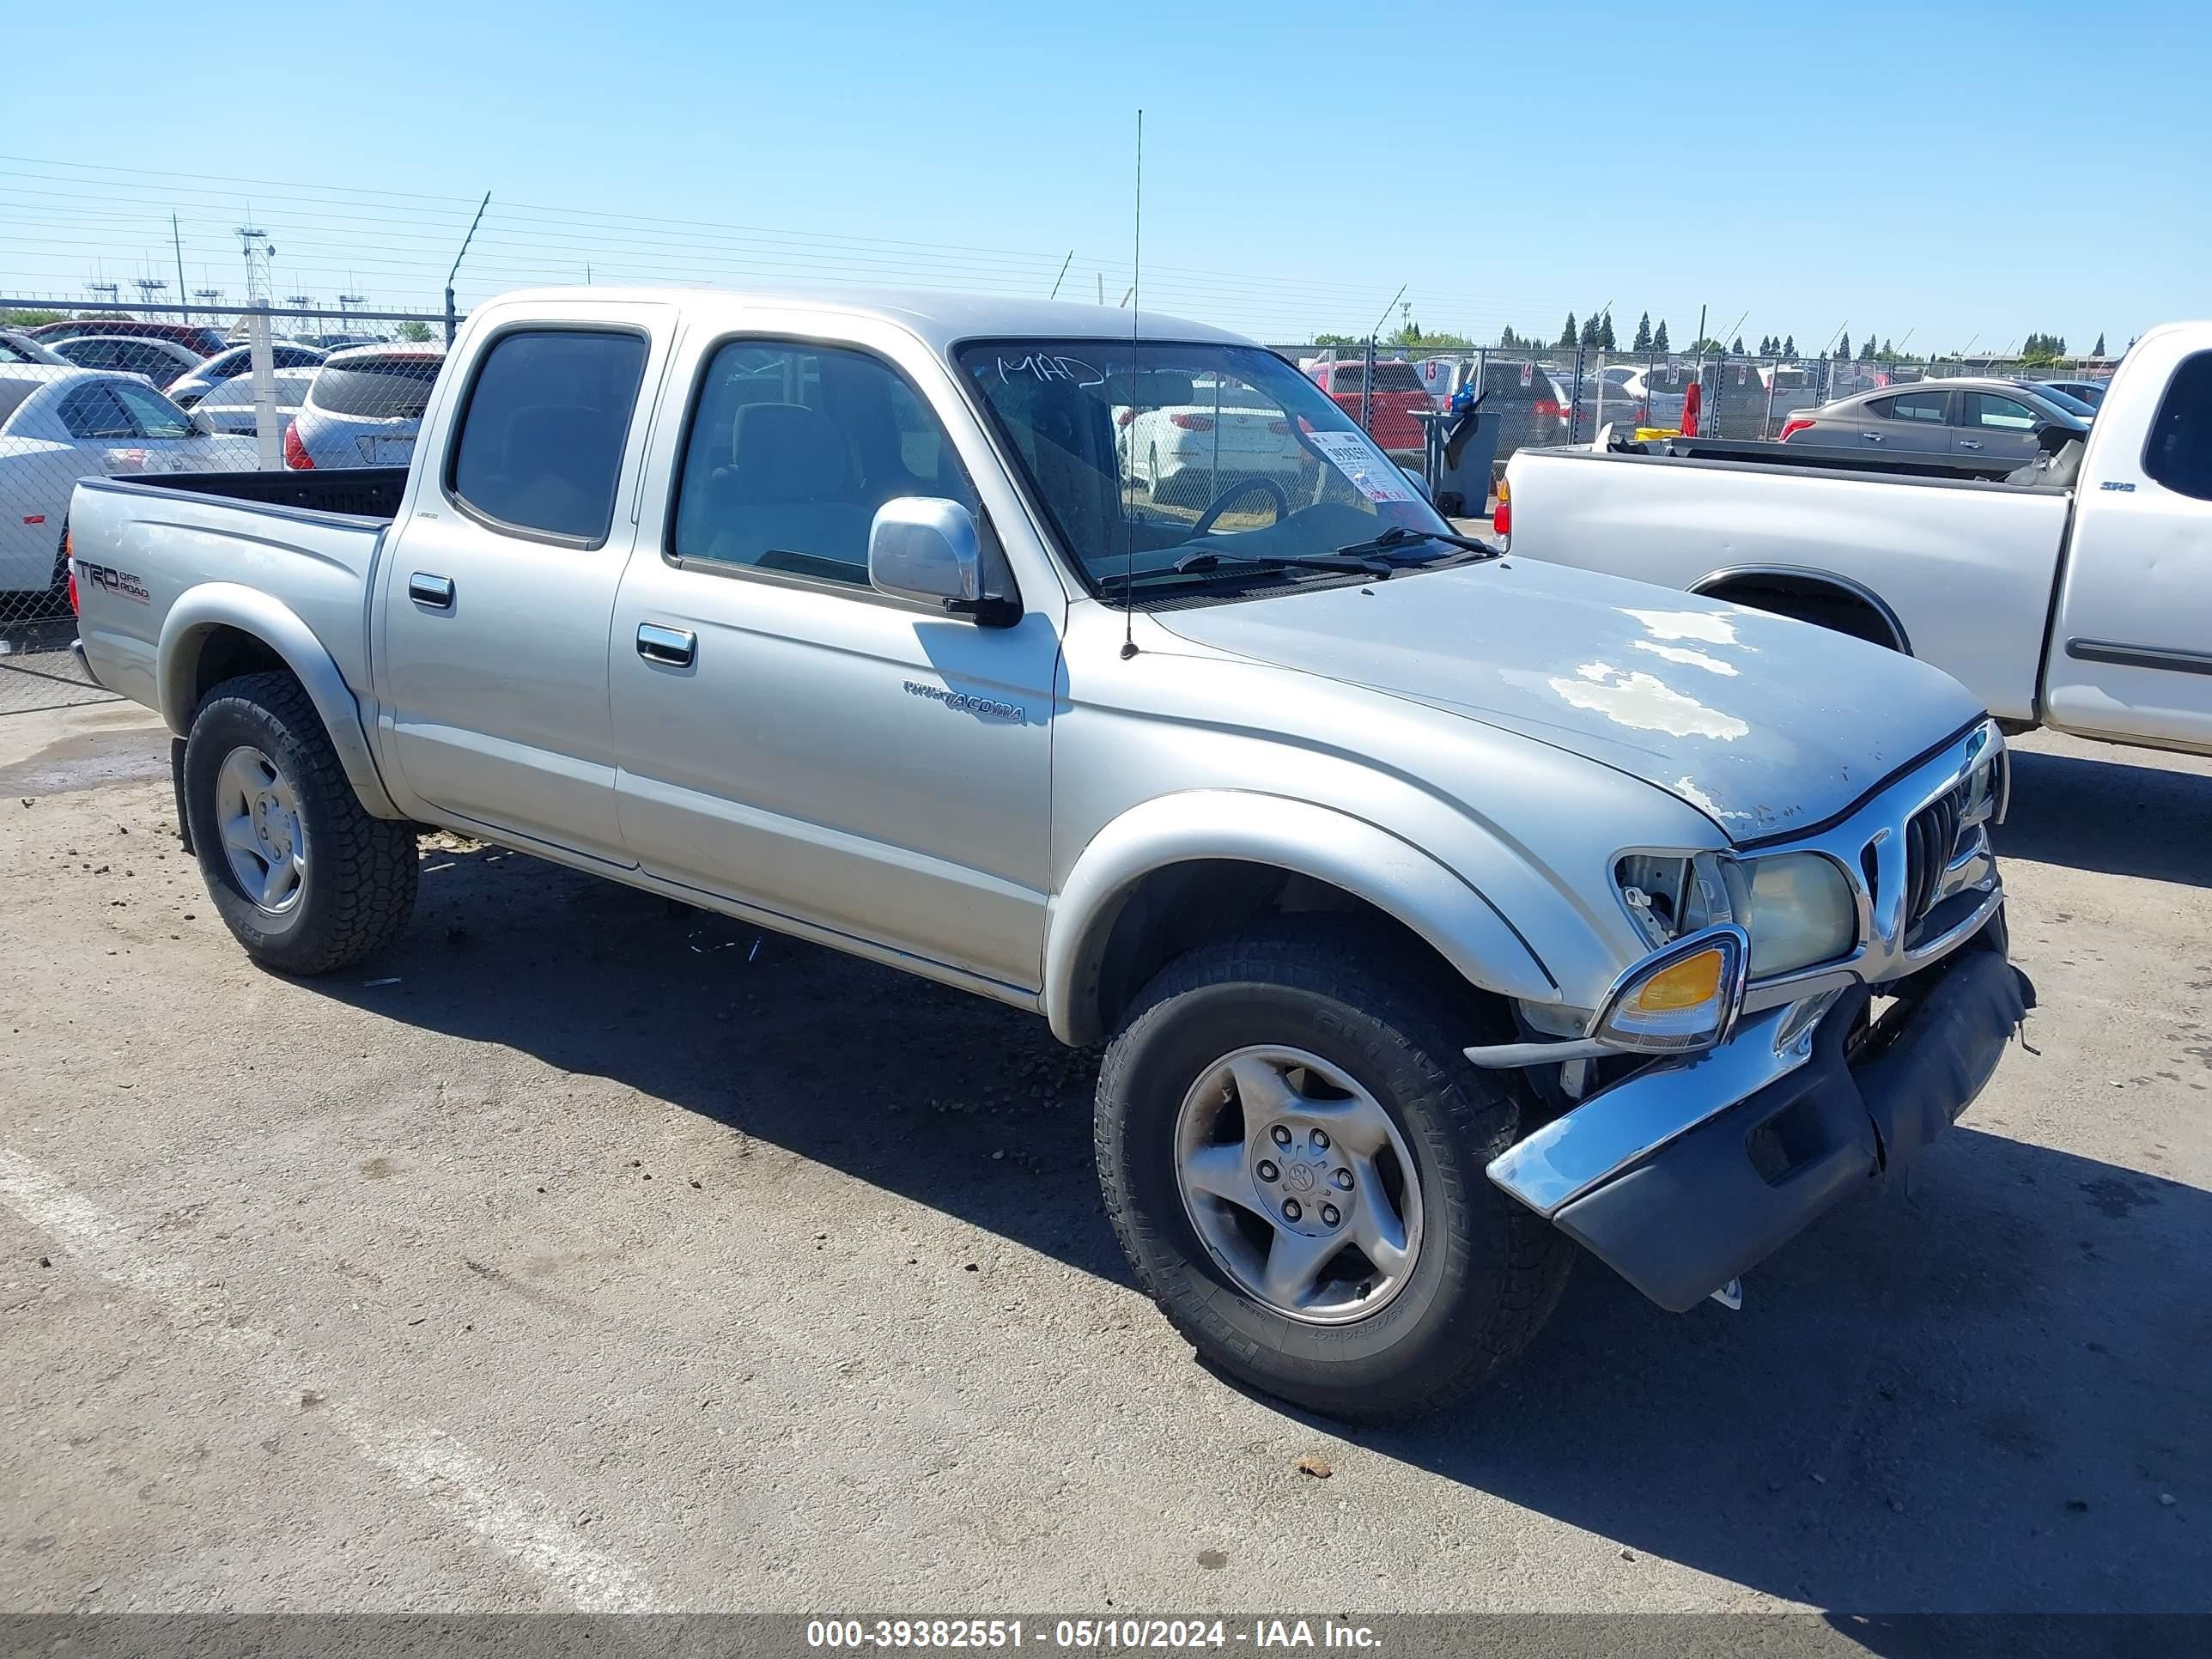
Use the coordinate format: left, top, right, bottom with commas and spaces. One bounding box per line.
1304, 430, 1415, 502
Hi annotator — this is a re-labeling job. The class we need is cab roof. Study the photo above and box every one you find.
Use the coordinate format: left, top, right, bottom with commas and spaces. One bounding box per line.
478, 284, 1254, 353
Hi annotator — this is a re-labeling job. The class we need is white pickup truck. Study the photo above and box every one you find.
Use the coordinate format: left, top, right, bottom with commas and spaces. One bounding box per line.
66, 285, 2029, 1420
1502, 321, 2212, 757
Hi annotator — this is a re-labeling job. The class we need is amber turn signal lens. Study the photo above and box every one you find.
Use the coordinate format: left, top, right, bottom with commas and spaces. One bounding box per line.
1626, 948, 1725, 1012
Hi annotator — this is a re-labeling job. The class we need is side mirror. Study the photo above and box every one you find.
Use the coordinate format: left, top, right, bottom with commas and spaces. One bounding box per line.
189, 409, 220, 437
1400, 465, 1434, 503
870, 496, 1001, 617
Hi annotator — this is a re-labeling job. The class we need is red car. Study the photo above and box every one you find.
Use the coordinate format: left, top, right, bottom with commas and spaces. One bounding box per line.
1303, 356, 1431, 458
27, 319, 230, 357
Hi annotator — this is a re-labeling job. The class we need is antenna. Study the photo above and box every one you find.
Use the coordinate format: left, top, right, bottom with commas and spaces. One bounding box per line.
1121, 109, 1143, 662
1048, 249, 1073, 301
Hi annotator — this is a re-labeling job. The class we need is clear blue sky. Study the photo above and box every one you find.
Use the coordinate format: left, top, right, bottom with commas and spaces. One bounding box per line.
3, 0, 2205, 353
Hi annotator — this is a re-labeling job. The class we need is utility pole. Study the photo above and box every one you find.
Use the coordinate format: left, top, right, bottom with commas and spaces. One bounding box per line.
172, 215, 189, 323
445, 191, 490, 346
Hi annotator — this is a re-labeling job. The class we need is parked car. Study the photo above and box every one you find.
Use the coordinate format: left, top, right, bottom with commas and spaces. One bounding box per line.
167, 342, 329, 409
2037, 378, 2109, 410
70, 283, 2028, 1421
0, 329, 67, 366
1501, 320, 2212, 756
27, 319, 230, 356
283, 343, 446, 468
1121, 377, 1307, 509
1757, 363, 1823, 428
49, 335, 206, 386
1302, 356, 1431, 457
0, 367, 253, 595
290, 331, 386, 350
1774, 377, 2089, 464
186, 368, 316, 434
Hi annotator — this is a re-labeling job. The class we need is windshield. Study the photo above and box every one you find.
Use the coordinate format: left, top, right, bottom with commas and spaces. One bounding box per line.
2033, 383, 2098, 419
956, 340, 1451, 600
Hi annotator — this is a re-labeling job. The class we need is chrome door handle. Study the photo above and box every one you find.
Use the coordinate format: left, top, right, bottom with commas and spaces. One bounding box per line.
1860, 432, 1883, 442
636, 623, 696, 666
408, 572, 454, 609
1959, 439, 1983, 450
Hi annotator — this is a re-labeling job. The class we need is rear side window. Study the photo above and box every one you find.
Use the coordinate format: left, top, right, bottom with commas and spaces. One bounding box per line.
109, 380, 193, 438
312, 356, 443, 419
1876, 391, 1949, 423
2143, 350, 2212, 503
447, 329, 649, 544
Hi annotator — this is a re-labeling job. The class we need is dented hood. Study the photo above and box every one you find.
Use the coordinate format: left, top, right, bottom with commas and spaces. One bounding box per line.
1150, 560, 1986, 840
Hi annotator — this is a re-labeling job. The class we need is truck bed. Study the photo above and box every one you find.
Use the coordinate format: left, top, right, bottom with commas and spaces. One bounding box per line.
127, 466, 410, 521
70, 471, 396, 721
1500, 444, 2072, 724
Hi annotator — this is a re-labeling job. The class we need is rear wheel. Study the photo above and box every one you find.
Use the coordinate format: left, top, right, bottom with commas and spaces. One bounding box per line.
1095, 919, 1572, 1421
183, 672, 418, 974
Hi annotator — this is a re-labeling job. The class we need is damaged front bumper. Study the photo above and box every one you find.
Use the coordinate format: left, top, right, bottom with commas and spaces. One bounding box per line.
1486, 915, 2031, 1312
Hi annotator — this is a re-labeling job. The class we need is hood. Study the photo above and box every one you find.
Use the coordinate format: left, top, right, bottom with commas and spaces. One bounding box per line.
1150, 560, 1985, 841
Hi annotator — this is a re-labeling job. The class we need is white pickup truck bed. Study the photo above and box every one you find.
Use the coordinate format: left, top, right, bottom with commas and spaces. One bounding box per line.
1503, 320, 2212, 757
1503, 453, 2070, 722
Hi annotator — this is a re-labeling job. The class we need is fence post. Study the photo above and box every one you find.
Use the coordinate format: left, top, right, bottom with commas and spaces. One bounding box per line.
1360, 336, 1376, 434
1762, 357, 1779, 440
246, 303, 283, 471
444, 286, 458, 348
1567, 347, 1585, 444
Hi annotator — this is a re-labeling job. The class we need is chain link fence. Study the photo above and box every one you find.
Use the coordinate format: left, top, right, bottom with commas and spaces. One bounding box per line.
1273, 341, 2117, 514
0, 298, 449, 715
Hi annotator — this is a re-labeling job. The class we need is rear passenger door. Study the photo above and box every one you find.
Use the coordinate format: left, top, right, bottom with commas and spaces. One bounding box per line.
608, 331, 1060, 992
1955, 391, 2045, 464
374, 306, 671, 862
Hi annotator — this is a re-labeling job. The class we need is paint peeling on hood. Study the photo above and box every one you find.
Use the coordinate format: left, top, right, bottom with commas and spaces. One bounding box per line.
1147, 559, 1987, 839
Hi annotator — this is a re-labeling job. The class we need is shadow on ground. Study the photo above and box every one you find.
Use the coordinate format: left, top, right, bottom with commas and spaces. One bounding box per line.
308, 842, 2210, 1614
1997, 748, 2212, 887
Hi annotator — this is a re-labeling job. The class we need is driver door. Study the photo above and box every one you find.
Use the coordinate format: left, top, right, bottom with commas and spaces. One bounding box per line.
610, 334, 1060, 991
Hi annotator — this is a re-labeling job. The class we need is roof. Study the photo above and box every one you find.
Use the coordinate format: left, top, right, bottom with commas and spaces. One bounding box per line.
479, 283, 1254, 352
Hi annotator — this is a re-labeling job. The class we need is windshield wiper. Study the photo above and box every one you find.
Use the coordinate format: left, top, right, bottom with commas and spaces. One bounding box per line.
1332, 524, 1502, 563
1169, 549, 1395, 580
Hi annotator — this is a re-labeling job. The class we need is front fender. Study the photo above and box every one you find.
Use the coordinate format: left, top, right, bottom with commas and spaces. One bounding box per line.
158, 582, 400, 819
1042, 790, 1559, 1045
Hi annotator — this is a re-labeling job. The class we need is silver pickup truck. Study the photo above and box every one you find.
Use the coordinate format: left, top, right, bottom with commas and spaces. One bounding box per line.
67, 287, 2030, 1420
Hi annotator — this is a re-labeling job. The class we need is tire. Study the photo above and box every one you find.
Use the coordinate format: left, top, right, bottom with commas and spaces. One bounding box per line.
1095, 917, 1572, 1422
183, 671, 418, 975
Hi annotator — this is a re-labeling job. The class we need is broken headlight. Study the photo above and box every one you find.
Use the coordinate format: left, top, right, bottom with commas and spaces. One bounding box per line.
1617, 849, 1856, 979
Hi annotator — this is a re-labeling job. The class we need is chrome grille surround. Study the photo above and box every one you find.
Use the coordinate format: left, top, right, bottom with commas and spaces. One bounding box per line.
1737, 718, 2008, 1015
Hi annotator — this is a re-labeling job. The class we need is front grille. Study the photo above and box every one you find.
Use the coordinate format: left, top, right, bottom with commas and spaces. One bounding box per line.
1903, 782, 1966, 933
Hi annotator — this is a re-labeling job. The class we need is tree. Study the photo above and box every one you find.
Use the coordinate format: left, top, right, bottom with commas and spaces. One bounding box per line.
0, 307, 62, 327
1632, 312, 1652, 352
1578, 313, 1601, 349
2092, 331, 2106, 356
1833, 331, 1851, 360
1653, 319, 1669, 352
1730, 335, 1746, 355
1558, 312, 1577, 349
1498, 325, 1519, 348
1782, 333, 1796, 357
1313, 331, 1358, 348
1598, 310, 1617, 350
1390, 320, 1473, 349
393, 319, 434, 343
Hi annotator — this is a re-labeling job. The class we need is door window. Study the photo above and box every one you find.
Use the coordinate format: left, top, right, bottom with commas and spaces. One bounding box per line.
1966, 392, 2037, 430
1874, 390, 1949, 423
447, 329, 649, 544
2142, 349, 2212, 502
57, 385, 137, 439
671, 341, 980, 587
108, 380, 194, 438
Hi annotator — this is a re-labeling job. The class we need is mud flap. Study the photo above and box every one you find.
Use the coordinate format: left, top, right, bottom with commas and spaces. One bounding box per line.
171, 737, 192, 854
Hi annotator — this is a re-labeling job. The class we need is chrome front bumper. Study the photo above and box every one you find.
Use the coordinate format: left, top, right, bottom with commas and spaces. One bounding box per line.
1488, 914, 2030, 1311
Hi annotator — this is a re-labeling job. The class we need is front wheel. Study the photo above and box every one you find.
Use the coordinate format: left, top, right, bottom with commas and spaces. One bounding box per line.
183, 671, 419, 975
1094, 920, 1572, 1421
